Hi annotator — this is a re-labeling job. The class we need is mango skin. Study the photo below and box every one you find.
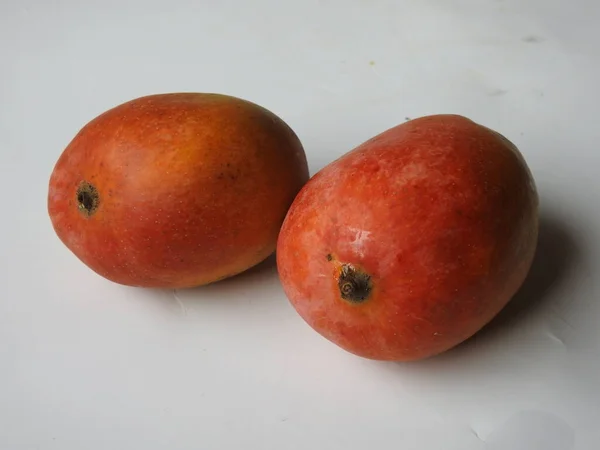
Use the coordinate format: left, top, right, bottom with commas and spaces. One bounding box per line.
48, 93, 309, 288
276, 115, 539, 361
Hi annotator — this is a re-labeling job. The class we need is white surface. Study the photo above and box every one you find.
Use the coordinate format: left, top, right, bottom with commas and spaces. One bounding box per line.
1, 0, 599, 448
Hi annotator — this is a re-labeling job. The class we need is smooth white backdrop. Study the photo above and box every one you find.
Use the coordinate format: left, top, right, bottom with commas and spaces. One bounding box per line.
1, 0, 598, 448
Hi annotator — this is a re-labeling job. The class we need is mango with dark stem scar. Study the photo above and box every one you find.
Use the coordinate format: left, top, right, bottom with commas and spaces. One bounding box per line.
277, 114, 538, 361
48, 92, 309, 288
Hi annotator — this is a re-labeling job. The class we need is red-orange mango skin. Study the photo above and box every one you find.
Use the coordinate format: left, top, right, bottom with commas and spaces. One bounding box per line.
277, 115, 539, 361
48, 93, 309, 288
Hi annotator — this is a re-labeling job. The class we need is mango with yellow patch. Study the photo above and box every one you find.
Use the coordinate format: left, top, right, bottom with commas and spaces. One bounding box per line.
48, 93, 309, 288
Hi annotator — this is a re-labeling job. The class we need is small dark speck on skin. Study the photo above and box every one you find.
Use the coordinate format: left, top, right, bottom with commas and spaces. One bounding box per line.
326, 254, 333, 261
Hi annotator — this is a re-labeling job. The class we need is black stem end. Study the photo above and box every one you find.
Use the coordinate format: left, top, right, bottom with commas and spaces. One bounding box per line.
338, 263, 372, 304
76, 181, 100, 217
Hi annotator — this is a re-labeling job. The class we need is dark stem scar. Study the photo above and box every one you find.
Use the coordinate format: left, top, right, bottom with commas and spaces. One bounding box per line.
76, 181, 100, 217
338, 263, 372, 304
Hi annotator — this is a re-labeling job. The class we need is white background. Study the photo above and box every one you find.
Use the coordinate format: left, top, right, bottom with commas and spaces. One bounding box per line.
1, 0, 599, 448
